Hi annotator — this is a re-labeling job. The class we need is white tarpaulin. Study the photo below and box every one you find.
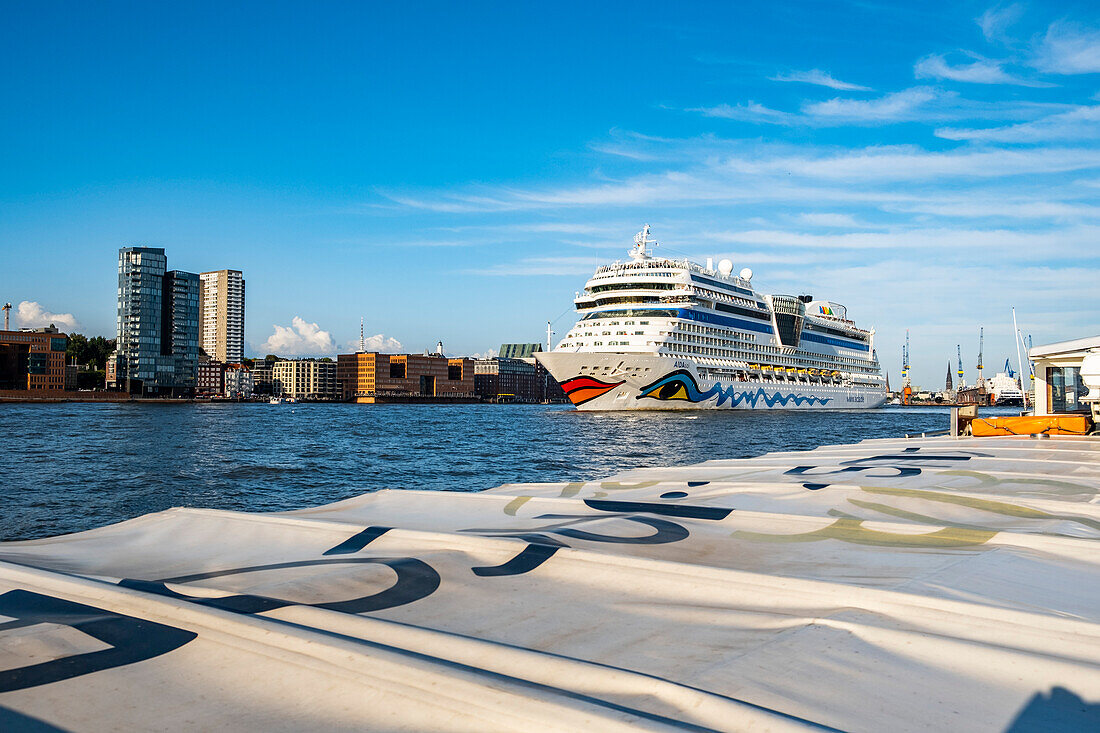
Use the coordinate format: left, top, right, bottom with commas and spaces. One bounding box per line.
1, 435, 1099, 731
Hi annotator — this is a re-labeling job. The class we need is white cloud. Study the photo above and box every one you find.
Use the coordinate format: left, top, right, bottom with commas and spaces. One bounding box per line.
936, 104, 1100, 142
707, 225, 1100, 256
977, 4, 1024, 43
1034, 21, 1100, 74
469, 348, 499, 359
383, 141, 1100, 214
686, 102, 793, 125
466, 256, 602, 276
343, 334, 404, 353
769, 69, 871, 91
802, 87, 938, 122
796, 213, 868, 228
914, 54, 1050, 86
14, 301, 79, 331
262, 317, 336, 356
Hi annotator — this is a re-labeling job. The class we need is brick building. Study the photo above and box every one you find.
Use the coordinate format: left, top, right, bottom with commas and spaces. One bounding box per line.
196, 360, 224, 397
337, 353, 474, 402
0, 327, 69, 393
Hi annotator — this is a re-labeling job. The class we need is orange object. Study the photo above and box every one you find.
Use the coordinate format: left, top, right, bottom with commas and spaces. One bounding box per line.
971, 414, 1092, 436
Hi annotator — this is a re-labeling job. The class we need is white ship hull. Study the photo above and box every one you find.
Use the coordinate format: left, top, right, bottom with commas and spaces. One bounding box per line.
539, 352, 887, 411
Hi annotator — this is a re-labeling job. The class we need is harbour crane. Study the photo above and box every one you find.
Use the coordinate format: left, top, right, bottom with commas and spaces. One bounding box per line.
956, 344, 964, 389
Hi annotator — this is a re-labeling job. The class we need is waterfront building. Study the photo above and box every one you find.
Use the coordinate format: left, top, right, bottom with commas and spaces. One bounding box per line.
336, 352, 474, 402
474, 357, 538, 402
249, 361, 273, 395
112, 247, 199, 395
223, 364, 253, 398
272, 359, 339, 400
196, 359, 224, 397
164, 270, 200, 392
199, 269, 245, 363
0, 327, 68, 393
498, 342, 566, 402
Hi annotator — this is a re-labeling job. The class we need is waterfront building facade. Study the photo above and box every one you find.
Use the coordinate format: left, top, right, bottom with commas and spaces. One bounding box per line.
337, 353, 474, 402
272, 359, 339, 400
196, 359, 224, 397
199, 269, 245, 363
249, 361, 273, 395
474, 357, 538, 402
498, 342, 566, 402
112, 247, 199, 395
223, 364, 253, 398
163, 270, 200, 392
0, 327, 68, 393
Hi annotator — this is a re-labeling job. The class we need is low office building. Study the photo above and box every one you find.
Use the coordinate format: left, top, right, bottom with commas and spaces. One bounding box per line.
497, 342, 566, 402
0, 327, 69, 393
250, 362, 274, 395
223, 364, 253, 398
337, 353, 474, 402
1030, 335, 1097, 416
272, 359, 339, 400
474, 357, 538, 402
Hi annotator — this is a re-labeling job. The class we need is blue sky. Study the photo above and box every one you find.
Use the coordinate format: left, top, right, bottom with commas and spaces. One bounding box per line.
1, 0, 1098, 388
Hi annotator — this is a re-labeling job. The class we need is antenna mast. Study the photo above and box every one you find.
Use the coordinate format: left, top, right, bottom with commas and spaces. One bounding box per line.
901, 330, 912, 405
956, 344, 964, 388
2, 303, 10, 331
359, 317, 365, 353
977, 327, 984, 387
1012, 308, 1028, 409
547, 321, 553, 352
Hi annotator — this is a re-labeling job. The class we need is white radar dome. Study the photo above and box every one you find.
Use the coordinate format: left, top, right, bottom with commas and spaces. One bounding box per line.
739, 267, 753, 281
717, 259, 734, 277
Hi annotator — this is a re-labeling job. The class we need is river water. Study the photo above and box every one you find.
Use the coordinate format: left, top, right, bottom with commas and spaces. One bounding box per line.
1, 402, 1021, 541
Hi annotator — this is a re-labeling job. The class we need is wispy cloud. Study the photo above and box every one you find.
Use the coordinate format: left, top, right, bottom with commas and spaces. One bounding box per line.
914, 53, 1052, 87
465, 256, 601, 276
14, 301, 79, 331
801, 87, 938, 123
937, 104, 1100, 143
706, 225, 1100, 256
383, 142, 1100, 213
769, 69, 871, 91
686, 102, 793, 124
1033, 21, 1100, 74
795, 212, 870, 228
977, 4, 1024, 43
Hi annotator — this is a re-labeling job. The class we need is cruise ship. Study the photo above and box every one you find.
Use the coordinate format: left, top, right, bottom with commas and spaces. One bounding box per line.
536, 225, 888, 410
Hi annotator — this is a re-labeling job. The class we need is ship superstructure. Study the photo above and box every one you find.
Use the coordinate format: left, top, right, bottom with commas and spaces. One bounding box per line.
537, 225, 887, 410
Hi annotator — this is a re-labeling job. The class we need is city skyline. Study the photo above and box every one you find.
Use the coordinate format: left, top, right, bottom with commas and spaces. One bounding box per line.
2, 1, 1098, 386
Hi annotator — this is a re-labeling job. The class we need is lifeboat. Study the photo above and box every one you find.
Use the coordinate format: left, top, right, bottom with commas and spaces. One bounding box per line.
971, 415, 1092, 436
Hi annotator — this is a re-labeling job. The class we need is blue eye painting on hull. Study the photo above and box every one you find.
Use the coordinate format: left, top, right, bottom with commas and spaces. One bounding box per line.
636, 370, 832, 407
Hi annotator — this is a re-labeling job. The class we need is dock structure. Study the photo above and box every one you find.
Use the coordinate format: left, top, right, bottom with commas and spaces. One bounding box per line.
1, 433, 1098, 730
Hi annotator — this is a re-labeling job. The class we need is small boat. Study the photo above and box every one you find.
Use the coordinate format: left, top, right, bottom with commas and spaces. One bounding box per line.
269, 397, 283, 404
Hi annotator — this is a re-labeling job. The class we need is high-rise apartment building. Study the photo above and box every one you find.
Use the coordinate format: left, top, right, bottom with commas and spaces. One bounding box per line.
113, 247, 199, 395
199, 270, 245, 363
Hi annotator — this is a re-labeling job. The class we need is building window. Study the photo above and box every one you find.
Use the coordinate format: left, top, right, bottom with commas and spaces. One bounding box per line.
448, 364, 462, 380
1048, 366, 1087, 413
390, 362, 406, 379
